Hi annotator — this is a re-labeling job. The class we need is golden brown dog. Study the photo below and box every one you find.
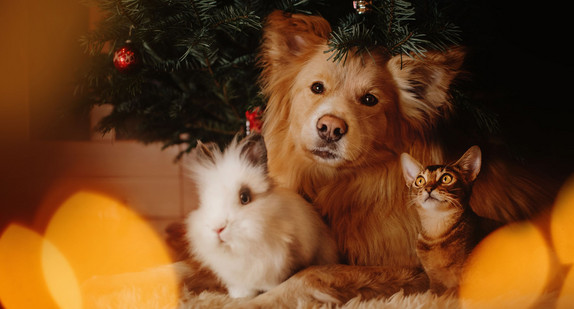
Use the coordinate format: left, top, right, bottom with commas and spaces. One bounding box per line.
243, 10, 555, 306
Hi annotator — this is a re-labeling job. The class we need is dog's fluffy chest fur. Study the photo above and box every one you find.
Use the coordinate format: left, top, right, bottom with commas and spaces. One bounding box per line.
312, 163, 421, 267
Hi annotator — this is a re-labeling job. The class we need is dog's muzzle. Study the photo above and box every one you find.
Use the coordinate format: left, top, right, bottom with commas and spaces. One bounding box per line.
308, 114, 348, 162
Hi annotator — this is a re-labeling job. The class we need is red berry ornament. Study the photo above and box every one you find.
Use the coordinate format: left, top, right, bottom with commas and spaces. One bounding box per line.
113, 42, 138, 73
245, 107, 263, 135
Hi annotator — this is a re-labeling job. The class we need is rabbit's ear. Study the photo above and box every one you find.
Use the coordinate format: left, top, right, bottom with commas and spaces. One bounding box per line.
195, 140, 219, 165
240, 134, 268, 169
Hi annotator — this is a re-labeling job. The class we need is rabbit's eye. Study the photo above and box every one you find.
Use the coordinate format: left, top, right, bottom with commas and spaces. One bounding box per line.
239, 187, 251, 205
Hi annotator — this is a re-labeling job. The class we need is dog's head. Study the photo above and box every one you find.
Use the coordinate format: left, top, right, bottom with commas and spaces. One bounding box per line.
259, 11, 464, 169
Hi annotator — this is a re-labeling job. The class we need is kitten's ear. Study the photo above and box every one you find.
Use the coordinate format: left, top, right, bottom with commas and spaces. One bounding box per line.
455, 145, 482, 181
400, 153, 423, 186
194, 140, 219, 165
240, 133, 268, 169
260, 11, 331, 71
388, 47, 465, 131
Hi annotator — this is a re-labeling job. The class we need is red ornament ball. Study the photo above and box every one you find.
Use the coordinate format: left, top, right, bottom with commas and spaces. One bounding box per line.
113, 44, 138, 73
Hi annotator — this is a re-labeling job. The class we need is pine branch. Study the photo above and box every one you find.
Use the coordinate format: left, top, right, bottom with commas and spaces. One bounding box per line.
328, 0, 461, 62
326, 23, 376, 63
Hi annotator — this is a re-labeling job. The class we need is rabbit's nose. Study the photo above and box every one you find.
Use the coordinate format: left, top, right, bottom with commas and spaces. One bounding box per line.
215, 226, 226, 234
214, 225, 227, 242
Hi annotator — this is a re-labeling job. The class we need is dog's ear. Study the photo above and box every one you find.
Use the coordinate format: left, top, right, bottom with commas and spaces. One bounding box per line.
260, 10, 331, 69
388, 47, 465, 131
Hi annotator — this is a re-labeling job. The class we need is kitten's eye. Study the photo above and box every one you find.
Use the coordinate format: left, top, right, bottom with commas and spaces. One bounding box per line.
441, 174, 453, 184
239, 188, 251, 205
360, 93, 378, 106
311, 82, 325, 94
415, 175, 426, 187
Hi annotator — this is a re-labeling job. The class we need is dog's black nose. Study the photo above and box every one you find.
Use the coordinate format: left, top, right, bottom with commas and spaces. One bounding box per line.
317, 115, 348, 142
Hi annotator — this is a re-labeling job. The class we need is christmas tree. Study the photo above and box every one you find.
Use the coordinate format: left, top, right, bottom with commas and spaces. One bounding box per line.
78, 0, 466, 154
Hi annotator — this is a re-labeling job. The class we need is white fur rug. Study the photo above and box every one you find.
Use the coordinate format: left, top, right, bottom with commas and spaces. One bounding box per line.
178, 290, 460, 309
80, 265, 460, 309
80, 262, 562, 309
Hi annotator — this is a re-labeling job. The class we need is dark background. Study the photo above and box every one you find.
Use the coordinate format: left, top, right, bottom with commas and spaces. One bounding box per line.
455, 1, 573, 182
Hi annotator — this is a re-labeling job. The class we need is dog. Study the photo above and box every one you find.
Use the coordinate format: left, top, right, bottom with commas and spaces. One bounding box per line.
241, 10, 556, 306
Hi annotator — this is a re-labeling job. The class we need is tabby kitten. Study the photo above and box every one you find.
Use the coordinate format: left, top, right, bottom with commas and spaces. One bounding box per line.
400, 146, 502, 294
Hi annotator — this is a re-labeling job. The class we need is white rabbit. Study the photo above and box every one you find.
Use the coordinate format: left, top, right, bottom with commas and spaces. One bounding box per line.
185, 134, 339, 298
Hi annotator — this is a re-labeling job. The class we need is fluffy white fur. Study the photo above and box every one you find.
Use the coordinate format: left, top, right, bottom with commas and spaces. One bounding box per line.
184, 135, 338, 298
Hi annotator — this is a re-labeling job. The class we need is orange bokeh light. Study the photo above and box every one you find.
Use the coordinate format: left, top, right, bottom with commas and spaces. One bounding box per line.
0, 191, 179, 308
460, 221, 550, 308
461, 176, 574, 308
0, 224, 61, 309
552, 178, 574, 264
45, 191, 175, 282
551, 177, 574, 308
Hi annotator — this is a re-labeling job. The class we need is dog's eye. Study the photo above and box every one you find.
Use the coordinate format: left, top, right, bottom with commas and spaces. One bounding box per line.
311, 82, 324, 94
360, 93, 378, 106
239, 187, 251, 205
